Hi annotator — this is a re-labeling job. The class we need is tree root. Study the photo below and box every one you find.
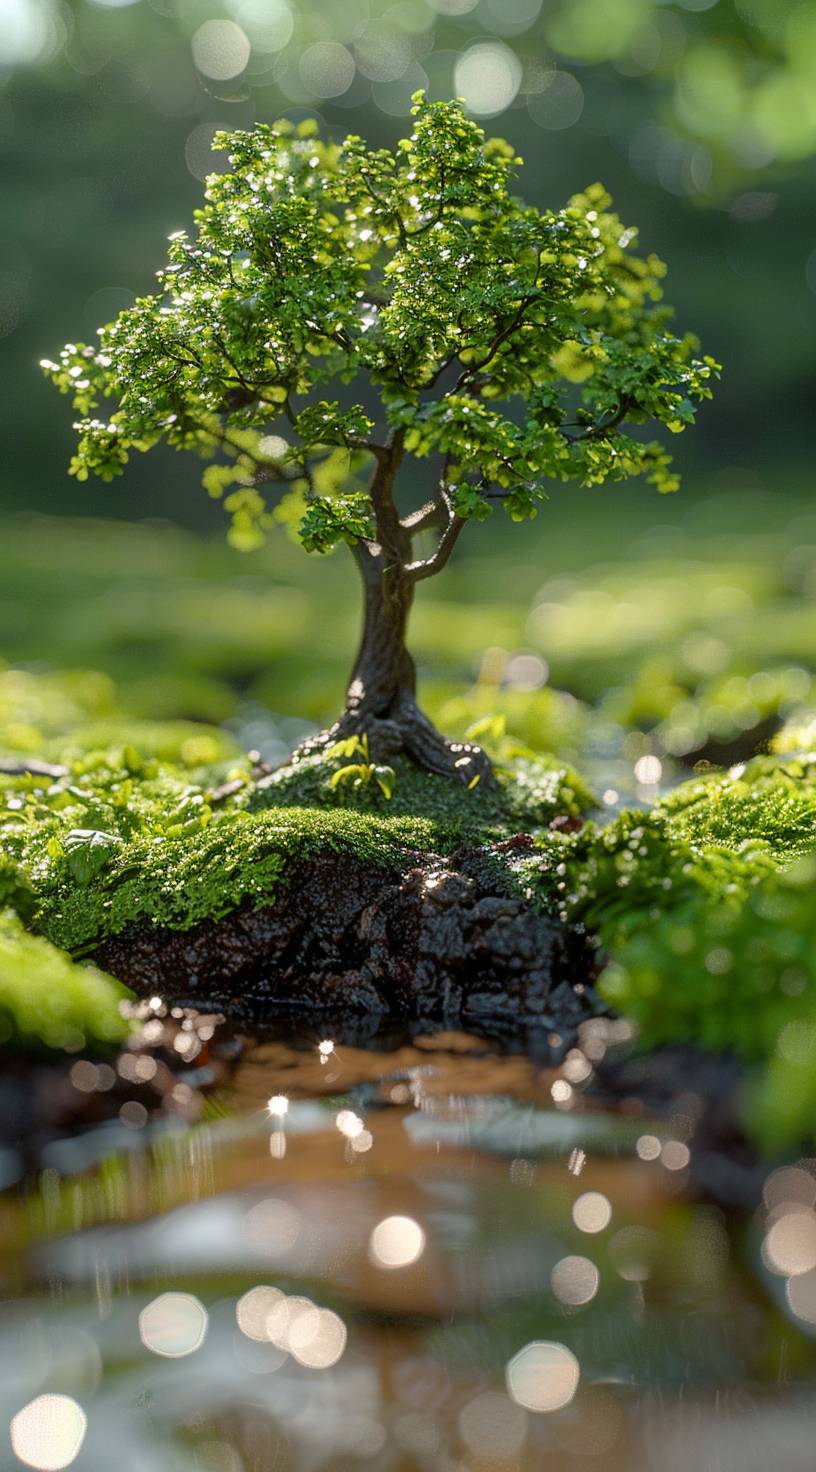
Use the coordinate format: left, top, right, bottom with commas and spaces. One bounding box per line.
292, 701, 494, 786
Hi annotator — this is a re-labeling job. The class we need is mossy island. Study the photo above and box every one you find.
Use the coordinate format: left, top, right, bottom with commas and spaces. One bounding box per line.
4, 707, 816, 1152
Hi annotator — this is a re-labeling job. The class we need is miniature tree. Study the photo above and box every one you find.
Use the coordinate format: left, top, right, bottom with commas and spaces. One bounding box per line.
43, 96, 717, 783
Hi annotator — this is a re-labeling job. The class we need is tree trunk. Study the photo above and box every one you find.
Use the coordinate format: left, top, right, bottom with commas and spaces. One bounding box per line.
294, 550, 493, 784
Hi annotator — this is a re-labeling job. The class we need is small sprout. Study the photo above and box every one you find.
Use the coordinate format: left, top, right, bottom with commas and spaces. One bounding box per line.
328, 736, 397, 802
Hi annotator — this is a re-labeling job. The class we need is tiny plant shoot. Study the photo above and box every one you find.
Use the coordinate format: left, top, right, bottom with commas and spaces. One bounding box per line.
44, 96, 718, 783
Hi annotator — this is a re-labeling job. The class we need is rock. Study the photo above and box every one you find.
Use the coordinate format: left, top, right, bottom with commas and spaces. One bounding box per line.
94, 847, 598, 1043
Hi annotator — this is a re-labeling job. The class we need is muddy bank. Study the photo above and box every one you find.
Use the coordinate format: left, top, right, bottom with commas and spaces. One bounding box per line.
95, 846, 599, 1043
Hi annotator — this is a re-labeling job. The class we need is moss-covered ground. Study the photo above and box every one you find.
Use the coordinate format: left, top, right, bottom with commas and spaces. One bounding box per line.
3, 703, 816, 1151
4, 486, 816, 1149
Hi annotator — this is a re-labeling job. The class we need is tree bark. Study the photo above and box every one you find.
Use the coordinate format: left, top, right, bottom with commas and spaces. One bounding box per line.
294, 542, 491, 783
292, 438, 492, 784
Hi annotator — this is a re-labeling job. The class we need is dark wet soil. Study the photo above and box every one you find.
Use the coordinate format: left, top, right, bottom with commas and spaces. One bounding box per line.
95, 847, 599, 1042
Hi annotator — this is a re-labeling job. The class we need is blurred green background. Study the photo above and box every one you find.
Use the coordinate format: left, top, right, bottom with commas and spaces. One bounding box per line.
2, 0, 815, 771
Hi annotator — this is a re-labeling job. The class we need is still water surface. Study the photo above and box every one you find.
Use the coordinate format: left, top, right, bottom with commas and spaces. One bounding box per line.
2, 1014, 816, 1472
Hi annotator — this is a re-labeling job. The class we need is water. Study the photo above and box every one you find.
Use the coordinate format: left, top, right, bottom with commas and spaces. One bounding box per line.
2, 1014, 816, 1472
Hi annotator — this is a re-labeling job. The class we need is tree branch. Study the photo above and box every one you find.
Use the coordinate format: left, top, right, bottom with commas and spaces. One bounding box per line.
349, 535, 381, 583
405, 516, 466, 582
400, 452, 452, 534
405, 492, 466, 582
452, 296, 535, 394
561, 396, 633, 445
401, 498, 445, 533
359, 171, 408, 248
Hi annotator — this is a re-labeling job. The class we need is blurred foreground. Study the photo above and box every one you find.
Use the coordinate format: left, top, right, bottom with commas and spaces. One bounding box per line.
3, 1018, 816, 1472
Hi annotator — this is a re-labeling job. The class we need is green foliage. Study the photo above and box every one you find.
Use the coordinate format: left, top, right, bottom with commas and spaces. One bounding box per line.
0, 908, 129, 1053
299, 493, 376, 554
326, 734, 396, 800
528, 806, 776, 946
525, 757, 816, 967
516, 756, 816, 1151
0, 729, 593, 959
658, 755, 816, 865
44, 99, 716, 554
0, 663, 242, 767
1, 751, 441, 953
599, 857, 816, 1066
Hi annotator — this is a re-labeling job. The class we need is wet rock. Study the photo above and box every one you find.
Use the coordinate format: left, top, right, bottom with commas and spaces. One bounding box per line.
95, 846, 598, 1040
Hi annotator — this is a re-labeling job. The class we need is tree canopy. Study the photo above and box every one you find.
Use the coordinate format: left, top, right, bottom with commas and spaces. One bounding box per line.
43, 95, 718, 558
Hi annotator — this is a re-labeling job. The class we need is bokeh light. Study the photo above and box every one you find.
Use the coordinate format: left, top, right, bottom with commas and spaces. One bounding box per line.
786, 1267, 816, 1325
458, 1391, 527, 1457
763, 1209, 816, 1277
229, 0, 293, 53
454, 42, 522, 116
10, 1395, 87, 1471
138, 1292, 208, 1357
191, 19, 251, 80
336, 1108, 365, 1138
661, 1140, 691, 1171
236, 1284, 284, 1341
0, 0, 62, 67
572, 1191, 612, 1233
299, 41, 355, 98
288, 1306, 347, 1368
369, 1214, 426, 1268
528, 70, 584, 130
609, 1225, 658, 1281
506, 1341, 580, 1412
550, 1254, 600, 1305
244, 1197, 300, 1255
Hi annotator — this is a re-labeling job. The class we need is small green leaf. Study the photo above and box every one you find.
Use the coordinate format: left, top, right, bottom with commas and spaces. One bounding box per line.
374, 765, 396, 800
63, 829, 122, 885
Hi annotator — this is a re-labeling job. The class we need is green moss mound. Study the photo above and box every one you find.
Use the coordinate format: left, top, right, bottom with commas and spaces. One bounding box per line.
602, 857, 816, 1154
657, 754, 816, 865
513, 755, 816, 1151
0, 736, 591, 958
5, 701, 816, 1155
0, 906, 129, 1053
248, 747, 592, 832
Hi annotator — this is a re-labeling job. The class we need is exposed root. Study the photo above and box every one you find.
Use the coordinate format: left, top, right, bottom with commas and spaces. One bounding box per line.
291, 703, 494, 786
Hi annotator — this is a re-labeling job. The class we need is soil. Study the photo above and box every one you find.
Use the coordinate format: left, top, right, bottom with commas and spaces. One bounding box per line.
94, 844, 600, 1046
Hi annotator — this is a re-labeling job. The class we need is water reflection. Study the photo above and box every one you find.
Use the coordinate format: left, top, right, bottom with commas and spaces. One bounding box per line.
10, 1394, 87, 1471
3, 1022, 816, 1469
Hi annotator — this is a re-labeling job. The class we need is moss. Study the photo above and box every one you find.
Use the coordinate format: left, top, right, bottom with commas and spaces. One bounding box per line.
36, 805, 449, 953
0, 731, 591, 956
248, 748, 592, 833
600, 857, 816, 1153
656, 755, 816, 864
599, 858, 816, 1059
521, 795, 780, 949
0, 907, 130, 1053
513, 758, 816, 1153
523, 756, 816, 948
7, 704, 816, 1154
